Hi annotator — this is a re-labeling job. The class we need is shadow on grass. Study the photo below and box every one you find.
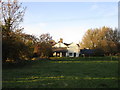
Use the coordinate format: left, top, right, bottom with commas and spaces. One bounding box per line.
2, 58, 50, 69
2, 56, 118, 88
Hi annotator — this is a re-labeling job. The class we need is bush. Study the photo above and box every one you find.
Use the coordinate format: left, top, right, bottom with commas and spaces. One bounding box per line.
94, 48, 104, 56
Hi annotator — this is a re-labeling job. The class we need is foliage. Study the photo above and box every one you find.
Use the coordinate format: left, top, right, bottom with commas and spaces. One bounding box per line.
1, 0, 35, 62
80, 26, 120, 55
39, 33, 52, 43
38, 41, 53, 58
2, 27, 35, 62
1, 0, 26, 31
35, 33, 53, 58
18, 33, 39, 59
94, 48, 104, 56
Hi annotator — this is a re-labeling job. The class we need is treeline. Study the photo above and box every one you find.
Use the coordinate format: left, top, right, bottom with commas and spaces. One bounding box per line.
1, 0, 120, 63
1, 0, 54, 63
2, 26, 54, 63
80, 26, 120, 56
2, 24, 54, 62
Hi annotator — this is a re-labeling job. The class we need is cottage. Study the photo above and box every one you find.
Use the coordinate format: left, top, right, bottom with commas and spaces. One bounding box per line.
67, 43, 80, 57
52, 38, 68, 57
52, 39, 80, 57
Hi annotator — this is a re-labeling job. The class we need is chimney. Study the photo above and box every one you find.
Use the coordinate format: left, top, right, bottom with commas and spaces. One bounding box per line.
59, 38, 63, 43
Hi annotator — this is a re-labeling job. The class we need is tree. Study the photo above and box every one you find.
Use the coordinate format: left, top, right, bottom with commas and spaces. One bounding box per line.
80, 26, 120, 55
36, 33, 53, 58
19, 33, 39, 59
1, 0, 27, 62
49, 39, 56, 46
80, 28, 99, 49
38, 42, 53, 58
39, 33, 52, 43
1, 0, 26, 32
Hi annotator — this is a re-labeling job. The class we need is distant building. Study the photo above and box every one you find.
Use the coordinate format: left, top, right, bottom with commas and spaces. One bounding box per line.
80, 48, 95, 56
52, 39, 80, 57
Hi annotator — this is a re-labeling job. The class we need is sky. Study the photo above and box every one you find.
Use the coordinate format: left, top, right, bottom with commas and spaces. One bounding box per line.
21, 2, 118, 43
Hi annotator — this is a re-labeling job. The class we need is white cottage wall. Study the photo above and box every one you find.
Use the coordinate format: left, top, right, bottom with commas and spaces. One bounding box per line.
67, 43, 80, 57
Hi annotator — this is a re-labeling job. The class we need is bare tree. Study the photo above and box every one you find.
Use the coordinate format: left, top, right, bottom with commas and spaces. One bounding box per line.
1, 0, 26, 32
39, 33, 52, 43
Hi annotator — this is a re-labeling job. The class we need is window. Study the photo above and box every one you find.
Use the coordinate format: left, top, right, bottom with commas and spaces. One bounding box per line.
69, 53, 72, 56
74, 53, 76, 57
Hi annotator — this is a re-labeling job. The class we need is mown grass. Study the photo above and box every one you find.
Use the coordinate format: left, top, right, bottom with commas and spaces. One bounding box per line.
50, 56, 119, 61
2, 57, 119, 88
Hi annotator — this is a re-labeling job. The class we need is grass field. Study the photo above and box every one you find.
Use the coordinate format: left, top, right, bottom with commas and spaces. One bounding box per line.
2, 57, 119, 88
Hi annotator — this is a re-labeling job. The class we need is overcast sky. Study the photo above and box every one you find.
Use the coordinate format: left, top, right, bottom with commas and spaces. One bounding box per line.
21, 2, 118, 43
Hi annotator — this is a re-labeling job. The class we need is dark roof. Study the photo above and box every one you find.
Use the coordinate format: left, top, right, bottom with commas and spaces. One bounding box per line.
80, 49, 95, 54
77, 44, 80, 47
64, 43, 80, 47
63, 43, 71, 46
52, 47, 68, 52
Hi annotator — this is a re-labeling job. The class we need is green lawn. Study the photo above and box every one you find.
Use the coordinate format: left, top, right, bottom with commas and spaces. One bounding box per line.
2, 57, 119, 88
